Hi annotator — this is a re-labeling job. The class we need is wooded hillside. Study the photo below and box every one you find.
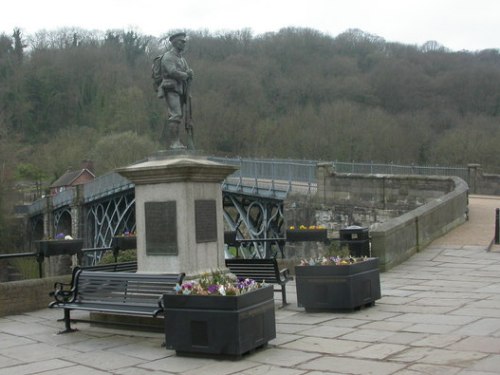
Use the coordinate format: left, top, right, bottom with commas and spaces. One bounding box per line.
1, 27, 500, 185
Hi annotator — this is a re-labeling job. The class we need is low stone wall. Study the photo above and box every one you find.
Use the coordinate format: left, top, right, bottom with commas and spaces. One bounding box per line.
284, 169, 469, 271
371, 176, 468, 270
0, 275, 71, 317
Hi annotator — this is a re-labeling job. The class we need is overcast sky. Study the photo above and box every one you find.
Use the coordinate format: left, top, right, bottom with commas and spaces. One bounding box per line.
1, 0, 498, 52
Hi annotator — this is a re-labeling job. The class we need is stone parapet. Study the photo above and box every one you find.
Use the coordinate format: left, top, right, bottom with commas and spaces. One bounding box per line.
0, 275, 71, 317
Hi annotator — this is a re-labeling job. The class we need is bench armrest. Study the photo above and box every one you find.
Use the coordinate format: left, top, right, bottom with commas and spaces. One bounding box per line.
49, 281, 77, 304
279, 268, 293, 281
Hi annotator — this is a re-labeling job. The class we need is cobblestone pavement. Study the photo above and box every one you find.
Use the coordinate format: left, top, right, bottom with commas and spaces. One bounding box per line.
1, 195, 500, 374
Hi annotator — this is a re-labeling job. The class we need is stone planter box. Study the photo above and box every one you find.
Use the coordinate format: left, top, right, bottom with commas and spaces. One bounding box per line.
111, 236, 137, 250
163, 285, 276, 357
286, 229, 328, 242
295, 257, 381, 311
35, 239, 84, 257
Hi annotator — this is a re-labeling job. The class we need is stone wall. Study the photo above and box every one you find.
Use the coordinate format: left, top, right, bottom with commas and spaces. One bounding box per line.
0, 275, 71, 317
284, 165, 468, 271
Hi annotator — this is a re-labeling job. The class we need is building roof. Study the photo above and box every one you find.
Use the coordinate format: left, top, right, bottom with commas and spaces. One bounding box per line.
50, 169, 95, 188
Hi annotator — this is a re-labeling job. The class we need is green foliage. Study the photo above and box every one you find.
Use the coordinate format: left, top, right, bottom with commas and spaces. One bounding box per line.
10, 258, 39, 280
99, 249, 137, 264
0, 26, 500, 179
326, 241, 351, 258
88, 131, 157, 175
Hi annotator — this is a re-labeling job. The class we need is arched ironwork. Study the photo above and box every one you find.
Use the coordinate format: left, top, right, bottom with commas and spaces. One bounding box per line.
85, 190, 136, 249
222, 192, 285, 259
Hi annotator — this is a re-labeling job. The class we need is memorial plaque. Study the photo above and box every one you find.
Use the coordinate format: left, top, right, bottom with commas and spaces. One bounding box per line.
195, 199, 217, 243
145, 201, 177, 255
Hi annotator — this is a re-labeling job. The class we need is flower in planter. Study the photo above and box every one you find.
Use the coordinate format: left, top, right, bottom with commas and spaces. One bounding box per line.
174, 269, 264, 296
300, 255, 359, 266
298, 240, 367, 266
289, 225, 325, 230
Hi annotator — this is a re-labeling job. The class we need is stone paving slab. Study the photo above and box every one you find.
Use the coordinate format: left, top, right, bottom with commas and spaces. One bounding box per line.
1, 196, 500, 374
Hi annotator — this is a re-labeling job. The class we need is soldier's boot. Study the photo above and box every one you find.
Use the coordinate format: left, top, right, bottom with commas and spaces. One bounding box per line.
168, 121, 186, 149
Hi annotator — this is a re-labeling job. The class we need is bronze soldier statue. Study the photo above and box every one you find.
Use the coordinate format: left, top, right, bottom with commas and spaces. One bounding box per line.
157, 32, 194, 150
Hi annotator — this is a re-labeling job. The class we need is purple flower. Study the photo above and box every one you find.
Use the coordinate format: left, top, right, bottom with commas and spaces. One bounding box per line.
207, 284, 219, 294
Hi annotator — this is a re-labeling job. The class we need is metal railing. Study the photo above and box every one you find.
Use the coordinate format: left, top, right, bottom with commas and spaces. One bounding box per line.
0, 247, 116, 279
26, 157, 471, 216
210, 156, 318, 195
333, 161, 468, 180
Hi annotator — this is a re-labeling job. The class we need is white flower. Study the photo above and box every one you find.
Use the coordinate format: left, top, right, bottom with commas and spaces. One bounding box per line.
218, 285, 226, 296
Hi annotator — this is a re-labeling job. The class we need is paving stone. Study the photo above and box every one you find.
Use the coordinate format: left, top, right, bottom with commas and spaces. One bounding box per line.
0, 359, 74, 375
394, 363, 463, 374
298, 355, 406, 375
321, 318, 368, 328
106, 339, 171, 361
411, 334, 465, 348
270, 332, 303, 345
296, 325, 355, 338
449, 336, 500, 353
0, 354, 21, 369
237, 364, 309, 374
114, 368, 176, 375
137, 355, 213, 373
383, 331, 428, 345
360, 321, 414, 332
454, 318, 500, 336
37, 365, 111, 375
181, 359, 259, 375
339, 328, 401, 343
416, 349, 488, 367
282, 336, 369, 355
249, 347, 321, 367
63, 334, 139, 352
402, 323, 461, 334
276, 323, 313, 334
277, 313, 336, 325
469, 355, 500, 372
0, 333, 35, 350
64, 350, 148, 371
1, 342, 81, 362
350, 343, 408, 360
387, 312, 479, 326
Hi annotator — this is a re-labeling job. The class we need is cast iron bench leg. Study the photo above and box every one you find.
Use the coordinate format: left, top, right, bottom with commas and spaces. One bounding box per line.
281, 285, 288, 307
58, 308, 78, 334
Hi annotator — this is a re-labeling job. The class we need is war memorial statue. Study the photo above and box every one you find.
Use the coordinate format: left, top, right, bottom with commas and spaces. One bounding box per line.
153, 32, 194, 150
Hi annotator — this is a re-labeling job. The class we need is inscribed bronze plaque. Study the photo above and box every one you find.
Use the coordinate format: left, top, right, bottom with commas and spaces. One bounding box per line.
145, 201, 177, 255
195, 199, 217, 243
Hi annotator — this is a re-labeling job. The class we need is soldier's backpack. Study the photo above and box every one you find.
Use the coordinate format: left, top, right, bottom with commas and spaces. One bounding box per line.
151, 54, 164, 92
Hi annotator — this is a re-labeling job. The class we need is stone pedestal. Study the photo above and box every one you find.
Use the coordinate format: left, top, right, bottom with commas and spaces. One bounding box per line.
116, 153, 237, 277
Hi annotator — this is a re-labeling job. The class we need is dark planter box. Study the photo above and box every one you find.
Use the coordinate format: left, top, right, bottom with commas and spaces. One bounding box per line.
286, 229, 328, 242
163, 285, 276, 357
35, 239, 84, 257
111, 236, 137, 250
223, 231, 237, 246
295, 257, 381, 311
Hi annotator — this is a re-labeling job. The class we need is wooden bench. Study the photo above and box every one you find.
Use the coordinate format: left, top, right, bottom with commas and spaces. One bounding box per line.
81, 261, 138, 272
49, 267, 185, 333
225, 258, 293, 307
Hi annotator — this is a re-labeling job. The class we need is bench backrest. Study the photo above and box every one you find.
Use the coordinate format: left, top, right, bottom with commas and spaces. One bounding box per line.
225, 258, 280, 283
74, 270, 184, 306
81, 261, 138, 272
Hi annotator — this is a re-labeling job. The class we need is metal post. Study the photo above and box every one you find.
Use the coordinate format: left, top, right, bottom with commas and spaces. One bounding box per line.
495, 208, 499, 245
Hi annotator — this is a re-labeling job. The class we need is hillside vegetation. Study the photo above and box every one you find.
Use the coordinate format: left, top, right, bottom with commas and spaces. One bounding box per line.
1, 27, 500, 184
